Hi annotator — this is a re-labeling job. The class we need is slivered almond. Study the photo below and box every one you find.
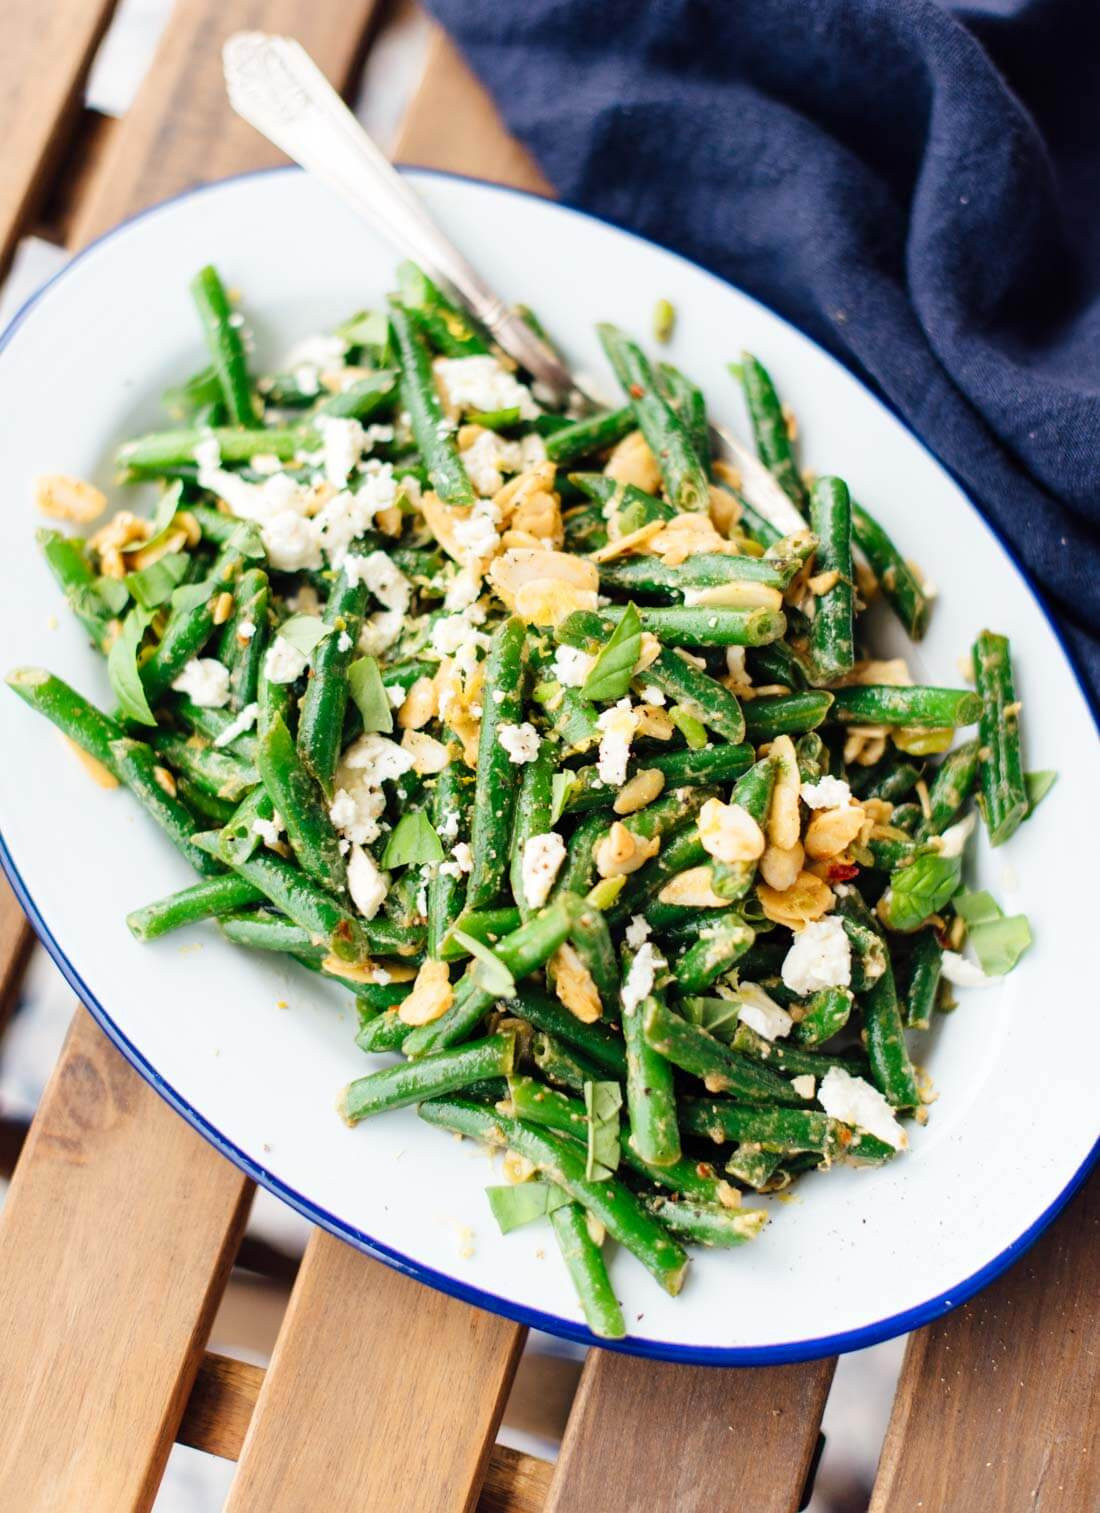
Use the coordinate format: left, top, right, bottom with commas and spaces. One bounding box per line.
658, 865, 727, 909
211, 591, 235, 626
549, 943, 602, 1023
759, 841, 804, 892
604, 430, 661, 493
807, 569, 840, 596
398, 959, 454, 1026
35, 474, 107, 524
398, 675, 437, 731
401, 728, 449, 775
633, 705, 675, 740
767, 734, 801, 849
757, 871, 835, 928
614, 767, 665, 816
804, 804, 866, 860
594, 821, 660, 879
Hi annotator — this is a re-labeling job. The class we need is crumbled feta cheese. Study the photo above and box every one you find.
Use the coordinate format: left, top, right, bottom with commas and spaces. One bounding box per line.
451, 840, 473, 874
443, 565, 482, 612
385, 682, 407, 711
171, 657, 231, 708
791, 1074, 816, 1101
640, 685, 666, 706
281, 333, 347, 379
213, 701, 259, 748
624, 914, 651, 951
940, 950, 1001, 988
725, 646, 747, 681
337, 630, 352, 653
343, 550, 410, 612
430, 606, 491, 659
434, 355, 540, 421
264, 636, 309, 684
550, 643, 595, 689
819, 1066, 907, 1150
347, 845, 388, 920
238, 619, 256, 641
498, 722, 540, 764
261, 508, 323, 571
438, 859, 464, 880
521, 832, 566, 909
937, 812, 976, 859
737, 982, 792, 1041
462, 431, 517, 498
195, 452, 311, 527
801, 775, 853, 810
293, 363, 320, 396
192, 436, 221, 473
358, 608, 404, 657
453, 499, 501, 562
437, 809, 460, 842
781, 916, 852, 994
362, 423, 395, 451
315, 469, 397, 568
341, 733, 415, 786
252, 812, 284, 848
315, 415, 364, 489
621, 942, 660, 1015
596, 699, 637, 787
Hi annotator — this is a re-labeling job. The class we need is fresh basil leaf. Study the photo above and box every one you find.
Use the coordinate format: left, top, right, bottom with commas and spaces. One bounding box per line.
555, 689, 600, 754
95, 576, 131, 614
163, 365, 221, 419
882, 851, 962, 932
381, 811, 444, 869
171, 580, 214, 615
143, 480, 183, 553
550, 772, 576, 825
226, 520, 265, 559
348, 656, 393, 734
485, 1180, 569, 1235
583, 1079, 622, 1181
681, 995, 741, 1043
953, 890, 1002, 927
1024, 770, 1057, 816
125, 552, 190, 610
451, 930, 515, 999
967, 914, 1032, 977
107, 607, 156, 727
582, 602, 642, 703
338, 310, 389, 349
669, 704, 708, 751
277, 613, 333, 657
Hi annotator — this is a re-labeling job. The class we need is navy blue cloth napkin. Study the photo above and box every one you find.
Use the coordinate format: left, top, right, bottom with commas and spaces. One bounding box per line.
425, 0, 1100, 706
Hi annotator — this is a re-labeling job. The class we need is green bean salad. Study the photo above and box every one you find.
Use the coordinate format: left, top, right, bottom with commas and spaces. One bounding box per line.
11, 262, 1054, 1340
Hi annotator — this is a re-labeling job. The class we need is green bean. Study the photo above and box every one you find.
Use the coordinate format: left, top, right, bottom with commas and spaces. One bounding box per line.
257, 712, 346, 890
621, 957, 681, 1166
190, 265, 258, 428
597, 324, 710, 513
509, 736, 555, 920
840, 917, 887, 992
828, 685, 982, 728
712, 480, 783, 548
428, 752, 475, 956
109, 739, 223, 876
972, 631, 1028, 847
219, 785, 276, 866
915, 739, 979, 840
36, 529, 117, 651
507, 989, 627, 1080
355, 1007, 414, 1054
467, 618, 527, 910
388, 305, 475, 508
680, 1098, 841, 1156
296, 567, 368, 793
644, 1196, 767, 1248
672, 911, 756, 993
569, 904, 620, 1013
793, 986, 855, 1047
549, 1199, 626, 1338
643, 998, 802, 1105
394, 261, 488, 357
218, 567, 268, 710
551, 811, 608, 903
439, 907, 521, 960
747, 639, 809, 692
561, 786, 715, 902
126, 874, 262, 940
904, 930, 943, 1031
738, 354, 806, 508
149, 729, 258, 802
850, 500, 932, 640
418, 1098, 689, 1295
849, 753, 921, 803
209, 831, 370, 962
141, 534, 258, 703
186, 504, 243, 547
343, 1032, 515, 1123
862, 956, 920, 1108
597, 553, 790, 598
725, 1145, 784, 1189
608, 821, 707, 928
808, 475, 855, 680
219, 910, 320, 957
403, 893, 587, 1057
530, 1032, 608, 1094
173, 695, 256, 759
177, 775, 237, 827
597, 603, 786, 649
730, 1021, 866, 1081
656, 361, 710, 473
118, 427, 300, 472
564, 744, 754, 812
7, 667, 122, 772
566, 472, 671, 519
545, 407, 635, 464
742, 691, 833, 741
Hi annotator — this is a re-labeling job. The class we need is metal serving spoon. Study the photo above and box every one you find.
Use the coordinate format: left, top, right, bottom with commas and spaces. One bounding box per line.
222, 32, 806, 536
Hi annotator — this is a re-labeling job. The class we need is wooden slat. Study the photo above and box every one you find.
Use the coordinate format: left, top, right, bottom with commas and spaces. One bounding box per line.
546, 1352, 834, 1513
0, 1009, 252, 1510
224, 1230, 525, 1511
0, 877, 33, 1036
179, 1351, 553, 1511
0, 0, 118, 274
33, 107, 119, 247
393, 28, 552, 196
871, 1168, 1100, 1511
73, 0, 383, 245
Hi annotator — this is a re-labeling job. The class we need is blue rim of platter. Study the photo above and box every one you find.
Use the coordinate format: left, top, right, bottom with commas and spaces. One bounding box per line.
0, 164, 1096, 1366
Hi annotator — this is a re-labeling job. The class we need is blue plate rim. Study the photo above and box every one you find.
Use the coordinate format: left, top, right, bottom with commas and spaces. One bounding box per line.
0, 162, 1095, 1367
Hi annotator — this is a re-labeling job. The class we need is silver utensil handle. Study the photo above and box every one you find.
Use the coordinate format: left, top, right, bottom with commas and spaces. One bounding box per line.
222, 33, 578, 403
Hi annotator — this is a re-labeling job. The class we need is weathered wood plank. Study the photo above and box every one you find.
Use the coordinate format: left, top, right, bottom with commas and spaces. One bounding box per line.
870, 1168, 1100, 1512
0, 878, 33, 1037
225, 1229, 526, 1512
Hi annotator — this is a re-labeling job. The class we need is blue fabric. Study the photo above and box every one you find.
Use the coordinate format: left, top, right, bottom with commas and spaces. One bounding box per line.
425, 0, 1100, 704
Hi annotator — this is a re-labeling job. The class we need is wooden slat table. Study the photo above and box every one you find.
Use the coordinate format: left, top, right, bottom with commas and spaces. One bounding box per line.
0, 6, 1095, 1509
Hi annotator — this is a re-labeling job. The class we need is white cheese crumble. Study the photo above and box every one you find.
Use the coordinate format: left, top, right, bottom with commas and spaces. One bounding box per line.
171, 657, 231, 708
264, 636, 309, 684
347, 844, 388, 920
281, 333, 347, 374
443, 565, 482, 612
438, 841, 473, 880
791, 1073, 816, 1101
624, 914, 651, 951
315, 415, 364, 489
781, 916, 852, 995
237, 619, 256, 641
262, 508, 323, 571
328, 734, 414, 848
819, 1066, 907, 1150
937, 811, 976, 859
621, 942, 660, 1016
596, 699, 637, 787
213, 701, 259, 748
736, 982, 792, 1041
639, 684, 666, 706
453, 498, 502, 562
521, 832, 566, 910
461, 429, 547, 497
430, 606, 491, 659
940, 949, 1001, 988
550, 643, 595, 688
498, 722, 540, 764
252, 812, 284, 848
801, 775, 853, 810
434, 355, 540, 421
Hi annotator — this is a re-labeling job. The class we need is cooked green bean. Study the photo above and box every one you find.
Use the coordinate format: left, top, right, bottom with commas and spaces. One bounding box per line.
343, 1032, 515, 1122
808, 475, 855, 680
389, 304, 476, 508
972, 631, 1028, 846
738, 353, 806, 507
190, 265, 258, 428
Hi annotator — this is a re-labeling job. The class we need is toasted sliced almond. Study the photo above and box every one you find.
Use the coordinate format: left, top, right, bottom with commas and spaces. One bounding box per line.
398, 675, 437, 731
759, 840, 804, 892
614, 767, 666, 816
35, 474, 107, 524
684, 582, 783, 612
708, 482, 741, 537
604, 430, 661, 493
62, 734, 119, 789
550, 943, 602, 1023
211, 591, 235, 626
658, 865, 727, 909
804, 804, 866, 860
767, 734, 801, 849
401, 728, 449, 774
590, 520, 664, 563
594, 821, 660, 879
633, 704, 675, 741
698, 798, 766, 864
757, 871, 835, 928
398, 959, 455, 1026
